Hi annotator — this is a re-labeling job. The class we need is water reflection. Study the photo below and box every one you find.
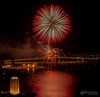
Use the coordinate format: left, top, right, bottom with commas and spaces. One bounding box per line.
0, 70, 79, 97
31, 70, 79, 97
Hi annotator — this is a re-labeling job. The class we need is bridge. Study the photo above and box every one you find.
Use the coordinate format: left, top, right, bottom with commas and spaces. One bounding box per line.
2, 56, 100, 65
0, 56, 99, 70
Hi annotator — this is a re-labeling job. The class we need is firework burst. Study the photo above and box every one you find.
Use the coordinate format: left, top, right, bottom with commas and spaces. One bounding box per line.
33, 4, 71, 44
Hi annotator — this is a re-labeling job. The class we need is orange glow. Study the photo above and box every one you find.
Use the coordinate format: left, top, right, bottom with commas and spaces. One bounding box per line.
10, 76, 20, 95
32, 64, 35, 67
27, 64, 30, 67
22, 64, 25, 67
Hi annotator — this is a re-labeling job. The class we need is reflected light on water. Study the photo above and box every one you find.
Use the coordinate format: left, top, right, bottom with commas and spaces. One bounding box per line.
32, 70, 79, 97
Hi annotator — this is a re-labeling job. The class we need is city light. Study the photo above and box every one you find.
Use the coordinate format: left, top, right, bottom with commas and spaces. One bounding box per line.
10, 76, 20, 95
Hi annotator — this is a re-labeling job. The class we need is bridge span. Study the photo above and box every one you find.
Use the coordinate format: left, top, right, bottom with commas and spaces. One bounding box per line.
3, 56, 99, 65
0, 56, 99, 70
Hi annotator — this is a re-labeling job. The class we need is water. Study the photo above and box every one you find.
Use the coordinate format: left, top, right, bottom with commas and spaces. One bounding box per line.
0, 64, 99, 97
21, 70, 79, 97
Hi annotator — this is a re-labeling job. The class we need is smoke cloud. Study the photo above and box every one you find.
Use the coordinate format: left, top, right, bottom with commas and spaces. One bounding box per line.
0, 38, 42, 59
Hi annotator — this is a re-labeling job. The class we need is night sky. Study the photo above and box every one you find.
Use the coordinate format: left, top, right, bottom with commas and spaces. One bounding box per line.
0, 0, 99, 59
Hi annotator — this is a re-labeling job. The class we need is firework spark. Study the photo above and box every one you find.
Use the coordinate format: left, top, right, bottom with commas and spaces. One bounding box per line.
33, 4, 71, 44
37, 44, 66, 66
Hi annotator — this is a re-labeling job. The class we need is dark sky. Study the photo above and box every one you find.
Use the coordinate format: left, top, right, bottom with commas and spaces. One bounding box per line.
0, 0, 99, 59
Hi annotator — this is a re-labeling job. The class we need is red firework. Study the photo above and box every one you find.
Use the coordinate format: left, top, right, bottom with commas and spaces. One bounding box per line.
32, 4, 71, 44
